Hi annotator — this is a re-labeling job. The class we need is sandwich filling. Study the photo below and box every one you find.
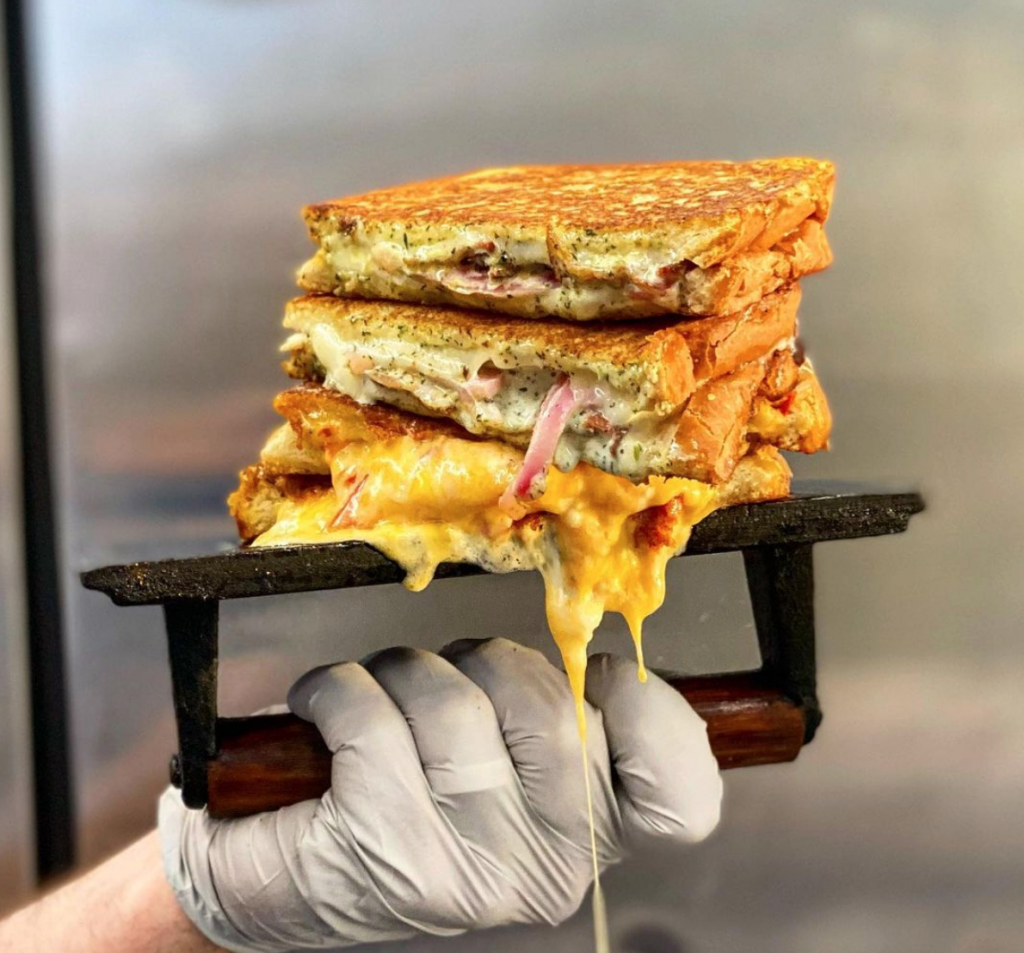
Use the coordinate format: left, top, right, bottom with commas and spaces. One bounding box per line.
301, 220, 828, 322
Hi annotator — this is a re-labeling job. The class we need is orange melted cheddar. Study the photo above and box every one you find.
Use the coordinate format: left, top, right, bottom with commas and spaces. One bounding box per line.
255, 430, 721, 731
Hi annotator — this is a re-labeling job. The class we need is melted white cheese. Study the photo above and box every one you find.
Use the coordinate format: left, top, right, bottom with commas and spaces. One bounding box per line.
320, 229, 662, 322
292, 320, 680, 480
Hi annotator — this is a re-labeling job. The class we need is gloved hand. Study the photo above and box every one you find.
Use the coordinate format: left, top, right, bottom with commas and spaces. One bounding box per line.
160, 638, 722, 951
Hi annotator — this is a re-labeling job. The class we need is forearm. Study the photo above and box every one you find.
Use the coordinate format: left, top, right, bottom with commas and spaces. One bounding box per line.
0, 831, 223, 953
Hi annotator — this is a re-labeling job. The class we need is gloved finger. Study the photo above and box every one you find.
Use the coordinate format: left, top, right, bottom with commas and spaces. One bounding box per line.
363, 647, 517, 802
584, 653, 722, 845
288, 661, 408, 753
364, 646, 576, 888
439, 638, 620, 860
288, 663, 471, 876
289, 661, 519, 933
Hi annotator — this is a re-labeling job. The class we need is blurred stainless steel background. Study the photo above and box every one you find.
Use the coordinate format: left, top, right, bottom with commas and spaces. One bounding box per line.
8, 0, 1023, 947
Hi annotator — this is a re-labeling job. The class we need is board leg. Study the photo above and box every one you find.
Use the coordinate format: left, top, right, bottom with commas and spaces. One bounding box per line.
163, 599, 219, 808
742, 544, 821, 744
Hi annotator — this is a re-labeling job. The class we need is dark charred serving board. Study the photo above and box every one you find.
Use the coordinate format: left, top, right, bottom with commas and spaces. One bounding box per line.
83, 483, 924, 606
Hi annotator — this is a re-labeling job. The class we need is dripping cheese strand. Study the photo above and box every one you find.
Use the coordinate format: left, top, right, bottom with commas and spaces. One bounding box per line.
545, 610, 609, 953
582, 736, 610, 953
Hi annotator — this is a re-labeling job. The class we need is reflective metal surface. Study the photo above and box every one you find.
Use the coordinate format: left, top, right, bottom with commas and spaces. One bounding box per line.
29, 0, 1024, 947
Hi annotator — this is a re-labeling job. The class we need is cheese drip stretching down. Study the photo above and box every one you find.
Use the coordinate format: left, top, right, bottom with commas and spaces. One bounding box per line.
255, 430, 718, 688
537, 509, 686, 953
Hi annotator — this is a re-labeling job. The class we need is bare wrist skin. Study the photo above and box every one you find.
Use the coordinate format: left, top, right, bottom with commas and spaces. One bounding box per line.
0, 832, 221, 953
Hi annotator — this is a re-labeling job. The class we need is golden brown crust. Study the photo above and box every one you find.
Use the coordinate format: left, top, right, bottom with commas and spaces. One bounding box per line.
671, 361, 768, 484
228, 465, 330, 541
673, 219, 829, 316
717, 445, 792, 506
304, 159, 834, 269
259, 422, 330, 475
274, 382, 477, 451
680, 285, 799, 381
668, 350, 830, 484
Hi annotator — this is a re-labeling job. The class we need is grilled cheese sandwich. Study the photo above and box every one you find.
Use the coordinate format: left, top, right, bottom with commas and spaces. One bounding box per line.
280, 287, 819, 486
299, 160, 834, 321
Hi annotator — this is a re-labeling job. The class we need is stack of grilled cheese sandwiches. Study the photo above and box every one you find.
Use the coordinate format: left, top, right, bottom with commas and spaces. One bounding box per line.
230, 159, 835, 702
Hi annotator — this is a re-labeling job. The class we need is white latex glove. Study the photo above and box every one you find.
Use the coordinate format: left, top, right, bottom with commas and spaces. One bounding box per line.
160, 638, 722, 951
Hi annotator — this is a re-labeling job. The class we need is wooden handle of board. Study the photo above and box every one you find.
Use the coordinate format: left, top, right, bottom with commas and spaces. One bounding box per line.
205, 673, 808, 819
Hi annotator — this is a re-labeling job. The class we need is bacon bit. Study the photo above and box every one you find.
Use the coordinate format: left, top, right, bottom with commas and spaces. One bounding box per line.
443, 266, 560, 296
652, 260, 694, 289
582, 412, 614, 433
609, 427, 628, 458
633, 498, 683, 549
329, 474, 367, 529
348, 354, 374, 375
499, 375, 579, 512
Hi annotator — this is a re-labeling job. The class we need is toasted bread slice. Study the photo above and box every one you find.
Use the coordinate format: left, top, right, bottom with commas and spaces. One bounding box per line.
283, 292, 697, 408
672, 356, 830, 483
285, 285, 799, 400
281, 287, 802, 481
679, 285, 801, 381
299, 159, 833, 320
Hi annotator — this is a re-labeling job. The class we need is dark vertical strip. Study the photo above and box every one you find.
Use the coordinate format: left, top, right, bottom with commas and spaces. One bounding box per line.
4, 0, 76, 880
163, 600, 219, 810
743, 544, 821, 744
